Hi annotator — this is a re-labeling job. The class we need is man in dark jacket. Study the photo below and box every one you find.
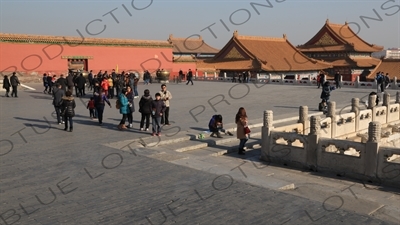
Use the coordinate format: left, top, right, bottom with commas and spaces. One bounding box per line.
334, 72, 341, 89
53, 83, 65, 124
10, 72, 20, 97
151, 93, 166, 136
57, 74, 67, 92
46, 74, 53, 95
76, 73, 86, 97
186, 69, 194, 85
61, 91, 76, 132
88, 70, 93, 90
3, 75, 11, 97
139, 89, 153, 131
66, 73, 74, 93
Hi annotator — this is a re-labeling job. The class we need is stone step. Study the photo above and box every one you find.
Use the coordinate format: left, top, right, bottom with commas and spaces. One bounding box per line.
184, 138, 262, 157
175, 130, 262, 153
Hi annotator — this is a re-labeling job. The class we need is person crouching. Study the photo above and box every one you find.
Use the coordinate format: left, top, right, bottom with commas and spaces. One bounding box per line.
209, 115, 223, 138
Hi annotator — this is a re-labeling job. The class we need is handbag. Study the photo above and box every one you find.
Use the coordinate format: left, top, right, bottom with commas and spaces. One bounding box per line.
244, 126, 251, 134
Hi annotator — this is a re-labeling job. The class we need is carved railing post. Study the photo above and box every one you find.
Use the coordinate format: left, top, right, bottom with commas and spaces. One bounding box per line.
214, 72, 217, 80
383, 93, 390, 123
261, 110, 274, 161
223, 72, 227, 81
365, 121, 381, 177
394, 77, 398, 90
368, 94, 377, 121
351, 98, 360, 132
204, 72, 207, 80
355, 76, 360, 88
298, 106, 309, 135
280, 74, 284, 84
396, 91, 400, 104
383, 92, 390, 106
368, 94, 376, 109
307, 115, 320, 170
327, 101, 336, 138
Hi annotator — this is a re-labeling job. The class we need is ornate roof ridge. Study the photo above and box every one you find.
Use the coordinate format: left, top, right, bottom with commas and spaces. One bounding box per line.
236, 35, 286, 42
168, 34, 202, 41
0, 32, 172, 46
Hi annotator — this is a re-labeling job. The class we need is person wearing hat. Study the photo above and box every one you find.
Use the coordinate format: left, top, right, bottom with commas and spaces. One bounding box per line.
10, 72, 20, 97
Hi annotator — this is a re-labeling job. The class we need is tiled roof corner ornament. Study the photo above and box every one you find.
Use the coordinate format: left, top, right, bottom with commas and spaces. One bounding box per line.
345, 21, 348, 25
283, 34, 287, 40
169, 34, 173, 39
198, 35, 203, 41
326, 18, 329, 24
233, 30, 238, 37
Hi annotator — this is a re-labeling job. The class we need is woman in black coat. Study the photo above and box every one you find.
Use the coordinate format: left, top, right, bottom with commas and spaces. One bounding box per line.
2, 75, 11, 97
61, 91, 76, 132
125, 86, 135, 128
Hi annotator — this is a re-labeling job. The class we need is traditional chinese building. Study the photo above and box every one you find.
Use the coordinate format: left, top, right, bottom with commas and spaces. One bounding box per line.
0, 33, 173, 77
167, 34, 219, 75
197, 31, 331, 77
297, 19, 383, 81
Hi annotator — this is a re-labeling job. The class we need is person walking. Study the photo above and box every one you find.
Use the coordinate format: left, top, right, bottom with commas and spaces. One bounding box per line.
101, 77, 109, 97
57, 74, 67, 92
334, 72, 341, 89
151, 93, 166, 136
384, 73, 390, 89
47, 74, 53, 95
2, 75, 11, 97
10, 72, 20, 97
143, 70, 150, 85
125, 86, 135, 128
52, 83, 65, 125
88, 70, 93, 91
159, 84, 172, 126
94, 89, 112, 125
66, 73, 74, 93
61, 91, 76, 132
76, 73, 86, 97
108, 75, 114, 99
186, 69, 194, 85
178, 69, 183, 83
43, 73, 49, 94
117, 88, 129, 130
133, 74, 139, 98
139, 89, 153, 131
235, 107, 249, 155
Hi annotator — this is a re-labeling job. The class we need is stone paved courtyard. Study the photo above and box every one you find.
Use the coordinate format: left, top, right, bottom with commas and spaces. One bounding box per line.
1, 81, 399, 224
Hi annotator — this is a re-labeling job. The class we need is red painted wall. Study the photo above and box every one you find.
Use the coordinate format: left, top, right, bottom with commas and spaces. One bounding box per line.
0, 42, 173, 75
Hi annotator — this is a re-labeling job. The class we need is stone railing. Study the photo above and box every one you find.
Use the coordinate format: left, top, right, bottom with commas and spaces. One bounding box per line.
192, 72, 400, 90
260, 99, 400, 186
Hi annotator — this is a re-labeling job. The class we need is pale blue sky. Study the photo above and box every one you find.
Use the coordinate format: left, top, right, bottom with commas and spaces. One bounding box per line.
1, 0, 399, 49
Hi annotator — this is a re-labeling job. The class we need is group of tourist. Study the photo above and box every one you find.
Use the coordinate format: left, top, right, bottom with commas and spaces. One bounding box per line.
46, 69, 173, 135
4, 69, 282, 155
2, 72, 21, 97
375, 71, 391, 93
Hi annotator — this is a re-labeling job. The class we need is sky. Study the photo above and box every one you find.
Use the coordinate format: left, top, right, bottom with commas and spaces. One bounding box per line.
1, 0, 399, 49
